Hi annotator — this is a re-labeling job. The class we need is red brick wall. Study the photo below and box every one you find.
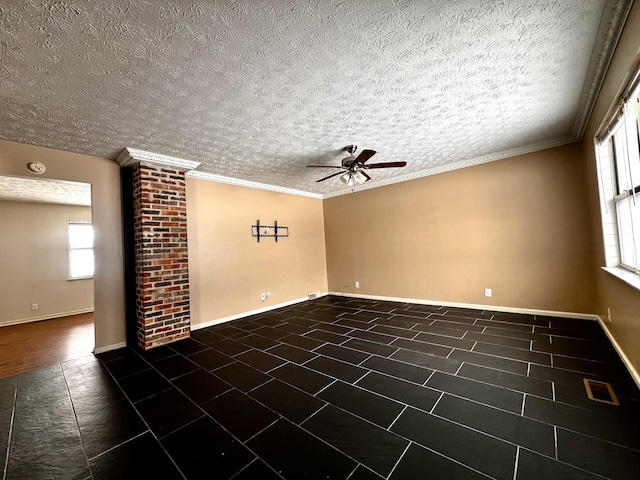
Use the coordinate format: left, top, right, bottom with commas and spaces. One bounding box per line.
132, 162, 190, 349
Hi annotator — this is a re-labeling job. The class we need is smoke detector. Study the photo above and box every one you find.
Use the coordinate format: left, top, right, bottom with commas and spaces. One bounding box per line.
27, 162, 46, 174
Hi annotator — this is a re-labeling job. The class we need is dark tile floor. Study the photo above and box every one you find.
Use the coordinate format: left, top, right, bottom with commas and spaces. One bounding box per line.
2, 296, 640, 479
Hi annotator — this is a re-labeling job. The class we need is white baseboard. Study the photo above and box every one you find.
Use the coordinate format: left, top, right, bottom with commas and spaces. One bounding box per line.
328, 292, 600, 321
0, 308, 94, 328
191, 292, 329, 331
94, 342, 127, 355
596, 317, 640, 391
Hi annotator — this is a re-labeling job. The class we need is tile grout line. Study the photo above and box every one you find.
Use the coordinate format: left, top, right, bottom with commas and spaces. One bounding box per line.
86, 429, 150, 463
388, 405, 409, 430
385, 441, 412, 480
245, 377, 275, 394
353, 369, 373, 385
520, 393, 526, 416
512, 447, 520, 480
299, 403, 329, 426
265, 362, 286, 374
61, 364, 97, 480
554, 426, 559, 460
313, 378, 338, 397
357, 355, 373, 367
429, 393, 445, 414
2, 378, 18, 480
424, 369, 437, 385
227, 459, 273, 480
243, 418, 282, 444
344, 464, 360, 480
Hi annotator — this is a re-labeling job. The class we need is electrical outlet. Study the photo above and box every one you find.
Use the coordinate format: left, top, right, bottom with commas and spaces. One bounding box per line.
607, 307, 612, 322
355, 281, 360, 288
31, 303, 38, 311
260, 293, 266, 301
485, 288, 492, 298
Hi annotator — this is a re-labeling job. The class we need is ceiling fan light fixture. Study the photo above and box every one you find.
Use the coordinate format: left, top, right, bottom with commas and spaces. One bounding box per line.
353, 171, 367, 184
340, 171, 367, 187
340, 172, 354, 186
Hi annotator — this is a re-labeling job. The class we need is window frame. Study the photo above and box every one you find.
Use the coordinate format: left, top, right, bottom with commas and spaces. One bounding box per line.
594, 61, 640, 292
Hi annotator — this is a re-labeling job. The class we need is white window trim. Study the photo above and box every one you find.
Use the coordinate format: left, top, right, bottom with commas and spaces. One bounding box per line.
602, 266, 640, 293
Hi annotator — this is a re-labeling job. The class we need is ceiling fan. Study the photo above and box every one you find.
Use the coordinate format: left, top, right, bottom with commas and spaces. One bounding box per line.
307, 145, 407, 186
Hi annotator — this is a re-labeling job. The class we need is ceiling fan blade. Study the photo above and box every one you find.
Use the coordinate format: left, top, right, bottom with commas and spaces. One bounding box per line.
354, 149, 376, 164
365, 161, 407, 169
362, 171, 371, 182
316, 171, 345, 183
306, 165, 343, 168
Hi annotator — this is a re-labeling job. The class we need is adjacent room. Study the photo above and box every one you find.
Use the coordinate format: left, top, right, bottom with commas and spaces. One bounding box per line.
1, 1, 640, 479
0, 176, 95, 377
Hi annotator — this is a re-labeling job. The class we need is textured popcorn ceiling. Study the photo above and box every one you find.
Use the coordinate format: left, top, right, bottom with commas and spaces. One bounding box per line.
0, 1, 632, 197
0, 176, 91, 206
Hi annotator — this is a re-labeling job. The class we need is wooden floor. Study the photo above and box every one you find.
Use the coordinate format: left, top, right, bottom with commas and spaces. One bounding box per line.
0, 313, 94, 379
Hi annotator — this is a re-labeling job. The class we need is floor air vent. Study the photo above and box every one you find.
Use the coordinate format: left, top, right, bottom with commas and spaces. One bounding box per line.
583, 379, 620, 406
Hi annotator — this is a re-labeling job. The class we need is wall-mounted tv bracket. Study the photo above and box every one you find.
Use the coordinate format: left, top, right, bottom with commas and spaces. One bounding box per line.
251, 220, 289, 243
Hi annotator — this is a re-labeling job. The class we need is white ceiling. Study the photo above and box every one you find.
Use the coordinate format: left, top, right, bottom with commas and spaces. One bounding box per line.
0, 176, 91, 206
0, 1, 632, 197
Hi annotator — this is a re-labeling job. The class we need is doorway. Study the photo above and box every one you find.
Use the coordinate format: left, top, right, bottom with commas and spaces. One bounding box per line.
0, 175, 95, 377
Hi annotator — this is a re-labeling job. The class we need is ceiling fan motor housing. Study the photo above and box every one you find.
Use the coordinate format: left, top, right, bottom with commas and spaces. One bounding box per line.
342, 145, 357, 167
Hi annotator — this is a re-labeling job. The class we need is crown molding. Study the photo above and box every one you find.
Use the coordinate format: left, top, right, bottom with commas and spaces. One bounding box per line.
571, 0, 634, 139
116, 148, 201, 171
118, 137, 577, 200
186, 170, 324, 199
323, 136, 577, 198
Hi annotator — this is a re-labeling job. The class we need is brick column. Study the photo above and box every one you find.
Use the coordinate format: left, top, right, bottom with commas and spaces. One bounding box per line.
118, 149, 200, 350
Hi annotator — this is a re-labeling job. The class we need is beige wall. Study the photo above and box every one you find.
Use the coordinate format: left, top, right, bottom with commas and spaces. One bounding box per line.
581, 3, 640, 370
0, 140, 125, 349
0, 200, 93, 326
324, 143, 597, 314
186, 179, 328, 326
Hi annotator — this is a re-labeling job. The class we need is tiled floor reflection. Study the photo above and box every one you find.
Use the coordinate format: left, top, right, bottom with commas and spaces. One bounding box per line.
2, 296, 640, 479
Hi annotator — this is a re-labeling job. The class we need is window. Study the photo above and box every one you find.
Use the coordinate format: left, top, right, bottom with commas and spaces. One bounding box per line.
69, 222, 94, 279
596, 68, 640, 277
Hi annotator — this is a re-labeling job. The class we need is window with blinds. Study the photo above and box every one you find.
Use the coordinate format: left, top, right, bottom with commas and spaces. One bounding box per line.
596, 71, 640, 275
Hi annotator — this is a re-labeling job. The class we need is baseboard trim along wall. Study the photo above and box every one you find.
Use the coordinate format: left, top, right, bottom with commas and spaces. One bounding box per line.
191, 292, 330, 331
329, 292, 601, 321
0, 308, 95, 328
94, 342, 127, 355
597, 317, 640, 390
